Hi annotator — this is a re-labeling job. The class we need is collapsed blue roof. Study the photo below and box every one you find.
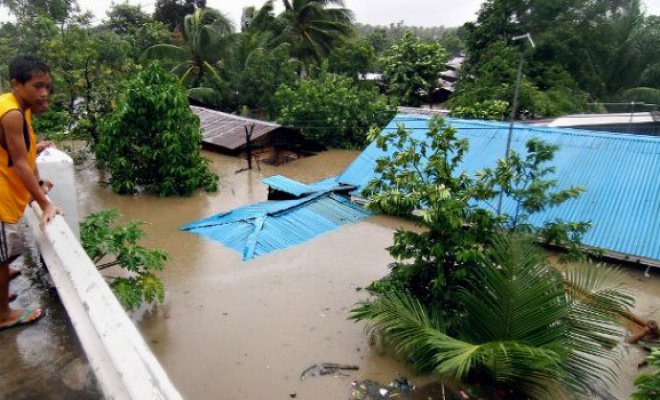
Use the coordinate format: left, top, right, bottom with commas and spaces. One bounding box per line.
180, 189, 369, 260
338, 114, 660, 262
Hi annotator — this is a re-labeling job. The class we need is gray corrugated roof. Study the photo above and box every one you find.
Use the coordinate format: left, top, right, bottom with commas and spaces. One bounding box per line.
191, 106, 285, 150
397, 106, 450, 117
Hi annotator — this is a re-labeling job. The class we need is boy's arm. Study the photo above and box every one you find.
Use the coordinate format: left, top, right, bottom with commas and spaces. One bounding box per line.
2, 110, 61, 228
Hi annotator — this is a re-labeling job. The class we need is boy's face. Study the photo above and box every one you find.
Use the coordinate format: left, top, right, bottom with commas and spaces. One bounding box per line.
12, 71, 52, 112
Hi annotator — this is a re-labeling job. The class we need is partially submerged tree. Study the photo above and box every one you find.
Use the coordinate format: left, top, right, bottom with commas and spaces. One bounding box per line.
96, 62, 218, 196
353, 233, 632, 398
45, 23, 135, 143
361, 116, 589, 314
351, 116, 626, 396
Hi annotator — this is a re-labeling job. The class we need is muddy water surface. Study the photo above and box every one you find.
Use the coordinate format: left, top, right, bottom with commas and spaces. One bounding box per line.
75, 149, 437, 400
2, 149, 660, 400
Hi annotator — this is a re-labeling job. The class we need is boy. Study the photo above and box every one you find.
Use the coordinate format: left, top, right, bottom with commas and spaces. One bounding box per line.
0, 55, 62, 331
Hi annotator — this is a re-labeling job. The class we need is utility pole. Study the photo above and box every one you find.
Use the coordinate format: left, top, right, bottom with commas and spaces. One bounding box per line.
497, 33, 535, 216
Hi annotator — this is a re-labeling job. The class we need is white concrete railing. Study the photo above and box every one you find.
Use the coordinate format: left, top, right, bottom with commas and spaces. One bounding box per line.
24, 205, 183, 400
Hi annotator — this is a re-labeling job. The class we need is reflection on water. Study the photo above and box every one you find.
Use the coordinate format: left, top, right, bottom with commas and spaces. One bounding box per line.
2, 149, 659, 399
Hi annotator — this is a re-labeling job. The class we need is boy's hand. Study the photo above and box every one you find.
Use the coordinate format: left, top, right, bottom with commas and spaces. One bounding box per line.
36, 141, 56, 154
40, 203, 63, 230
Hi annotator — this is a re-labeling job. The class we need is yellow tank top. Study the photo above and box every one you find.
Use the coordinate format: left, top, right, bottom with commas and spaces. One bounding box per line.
0, 93, 38, 223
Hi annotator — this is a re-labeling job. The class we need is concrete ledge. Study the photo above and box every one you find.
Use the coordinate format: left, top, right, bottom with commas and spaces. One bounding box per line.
24, 205, 183, 400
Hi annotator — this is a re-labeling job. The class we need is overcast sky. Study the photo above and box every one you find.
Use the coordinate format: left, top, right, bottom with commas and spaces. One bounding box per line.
2, 0, 660, 27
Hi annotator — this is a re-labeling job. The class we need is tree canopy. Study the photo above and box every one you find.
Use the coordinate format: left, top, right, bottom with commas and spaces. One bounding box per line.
454, 0, 660, 115
96, 63, 218, 196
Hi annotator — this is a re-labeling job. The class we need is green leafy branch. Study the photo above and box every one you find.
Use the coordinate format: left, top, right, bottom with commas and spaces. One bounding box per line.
80, 209, 169, 311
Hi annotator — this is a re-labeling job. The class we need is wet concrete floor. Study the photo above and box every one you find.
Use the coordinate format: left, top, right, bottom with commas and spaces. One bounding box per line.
0, 251, 99, 399
2, 149, 660, 399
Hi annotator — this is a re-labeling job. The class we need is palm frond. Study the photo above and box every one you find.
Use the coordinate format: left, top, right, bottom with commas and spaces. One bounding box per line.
178, 65, 197, 86
352, 291, 445, 372
201, 60, 224, 85
276, 0, 353, 65
352, 291, 562, 397
187, 87, 223, 108
171, 62, 193, 76
143, 44, 189, 63
562, 263, 634, 315
461, 233, 569, 347
560, 262, 632, 392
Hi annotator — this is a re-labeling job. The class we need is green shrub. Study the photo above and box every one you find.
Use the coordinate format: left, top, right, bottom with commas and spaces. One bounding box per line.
96, 62, 217, 196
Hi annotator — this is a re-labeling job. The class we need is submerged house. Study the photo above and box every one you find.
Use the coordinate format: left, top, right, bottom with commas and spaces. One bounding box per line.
183, 113, 660, 268
181, 176, 368, 260
337, 114, 660, 267
192, 106, 324, 165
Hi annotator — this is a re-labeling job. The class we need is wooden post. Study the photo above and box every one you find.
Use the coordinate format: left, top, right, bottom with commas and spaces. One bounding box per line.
244, 123, 255, 170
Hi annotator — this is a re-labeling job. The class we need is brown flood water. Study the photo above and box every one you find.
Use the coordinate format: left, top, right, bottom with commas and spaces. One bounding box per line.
75, 149, 438, 400
2, 149, 660, 399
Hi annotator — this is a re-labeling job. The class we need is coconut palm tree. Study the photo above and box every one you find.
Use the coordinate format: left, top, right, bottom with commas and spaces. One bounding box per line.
277, 0, 354, 69
218, 1, 299, 114
144, 8, 233, 90
352, 233, 633, 398
242, 0, 283, 35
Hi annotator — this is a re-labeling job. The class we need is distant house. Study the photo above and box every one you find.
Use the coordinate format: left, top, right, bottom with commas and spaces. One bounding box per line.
358, 72, 383, 82
434, 55, 465, 103
191, 106, 324, 165
440, 56, 464, 86
397, 106, 450, 117
338, 114, 660, 268
528, 112, 660, 136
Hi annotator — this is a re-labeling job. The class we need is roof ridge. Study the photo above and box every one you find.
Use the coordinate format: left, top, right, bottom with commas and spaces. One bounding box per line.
190, 105, 280, 127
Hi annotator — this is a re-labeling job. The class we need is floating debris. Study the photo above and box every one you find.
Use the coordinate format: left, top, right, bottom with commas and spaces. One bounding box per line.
300, 363, 359, 381
349, 377, 415, 399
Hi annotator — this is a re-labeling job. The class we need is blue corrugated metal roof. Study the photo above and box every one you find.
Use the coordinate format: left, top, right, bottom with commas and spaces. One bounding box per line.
181, 192, 370, 260
338, 114, 660, 262
262, 175, 354, 197
262, 175, 316, 196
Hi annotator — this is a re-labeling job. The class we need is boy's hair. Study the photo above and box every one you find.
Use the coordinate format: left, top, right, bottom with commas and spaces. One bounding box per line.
9, 55, 49, 84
